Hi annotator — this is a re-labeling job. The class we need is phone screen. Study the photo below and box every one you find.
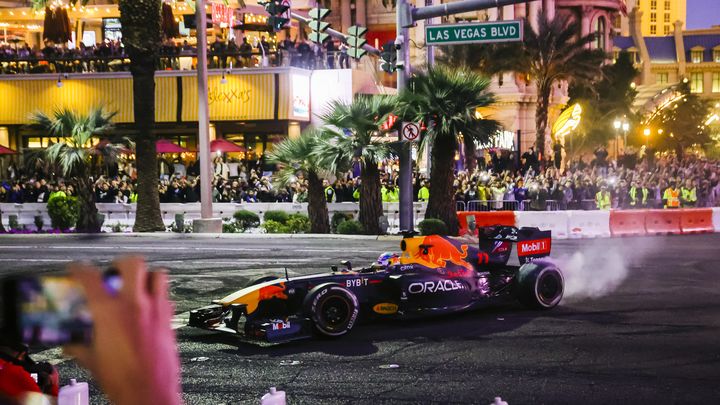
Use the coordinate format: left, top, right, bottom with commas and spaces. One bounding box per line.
14, 276, 93, 345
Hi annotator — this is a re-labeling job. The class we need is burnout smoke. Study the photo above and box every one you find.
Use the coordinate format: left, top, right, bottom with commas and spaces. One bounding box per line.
557, 248, 628, 301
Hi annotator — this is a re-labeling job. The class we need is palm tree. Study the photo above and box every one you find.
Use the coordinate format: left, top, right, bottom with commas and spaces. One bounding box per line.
508, 10, 606, 159
267, 127, 334, 233
119, 0, 165, 232
30, 107, 120, 233
399, 65, 499, 235
319, 95, 396, 235
32, 0, 166, 232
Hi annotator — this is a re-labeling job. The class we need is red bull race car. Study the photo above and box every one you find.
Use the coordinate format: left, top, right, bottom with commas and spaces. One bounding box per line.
189, 226, 564, 343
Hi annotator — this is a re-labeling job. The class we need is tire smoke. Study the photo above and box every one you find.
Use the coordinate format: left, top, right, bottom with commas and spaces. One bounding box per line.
553, 246, 630, 302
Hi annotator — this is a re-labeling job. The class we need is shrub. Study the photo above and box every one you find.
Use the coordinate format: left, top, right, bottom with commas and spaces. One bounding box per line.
8, 215, 19, 231
47, 196, 80, 230
287, 213, 310, 234
264, 210, 290, 224
34, 216, 44, 232
262, 220, 290, 234
331, 212, 354, 233
233, 210, 260, 231
337, 219, 364, 235
111, 222, 126, 233
418, 218, 448, 236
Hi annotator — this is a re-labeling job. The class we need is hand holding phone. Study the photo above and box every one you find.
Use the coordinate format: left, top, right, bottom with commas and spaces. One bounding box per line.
64, 257, 180, 405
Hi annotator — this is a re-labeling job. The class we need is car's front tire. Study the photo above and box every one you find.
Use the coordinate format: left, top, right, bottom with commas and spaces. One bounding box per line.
304, 283, 359, 338
516, 262, 564, 309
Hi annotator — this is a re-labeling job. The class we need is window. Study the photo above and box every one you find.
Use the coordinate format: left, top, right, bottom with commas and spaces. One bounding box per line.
690, 72, 704, 93
650, 12, 657, 23
691, 50, 704, 63
664, 13, 670, 23
595, 17, 606, 50
650, 25, 657, 35
658, 72, 669, 84
714, 50, 720, 62
650, 0, 657, 10
664, 0, 671, 10
664, 25, 671, 35
713, 73, 720, 93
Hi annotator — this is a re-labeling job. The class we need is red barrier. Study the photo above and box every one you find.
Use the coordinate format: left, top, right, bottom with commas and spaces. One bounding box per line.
458, 211, 515, 236
680, 208, 714, 234
609, 210, 647, 237
644, 209, 682, 235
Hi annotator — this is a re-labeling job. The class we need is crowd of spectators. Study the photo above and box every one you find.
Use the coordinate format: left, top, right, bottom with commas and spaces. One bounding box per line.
0, 36, 350, 74
2, 149, 720, 211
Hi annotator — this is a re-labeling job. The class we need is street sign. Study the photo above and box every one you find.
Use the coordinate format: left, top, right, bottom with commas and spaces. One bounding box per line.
425, 20, 523, 46
401, 122, 420, 142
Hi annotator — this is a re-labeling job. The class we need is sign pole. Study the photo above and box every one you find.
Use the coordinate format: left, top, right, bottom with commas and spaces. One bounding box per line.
397, 0, 414, 233
193, 0, 221, 232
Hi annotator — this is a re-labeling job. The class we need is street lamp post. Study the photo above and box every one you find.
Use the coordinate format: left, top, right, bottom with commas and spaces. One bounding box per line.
621, 122, 629, 154
613, 120, 621, 161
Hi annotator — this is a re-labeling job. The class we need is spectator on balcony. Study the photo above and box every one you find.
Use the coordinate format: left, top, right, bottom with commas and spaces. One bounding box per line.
339, 41, 349, 69
239, 37, 253, 67
325, 39, 336, 69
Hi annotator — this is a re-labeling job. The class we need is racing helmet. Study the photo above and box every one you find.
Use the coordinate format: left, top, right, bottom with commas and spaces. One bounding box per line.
376, 252, 399, 267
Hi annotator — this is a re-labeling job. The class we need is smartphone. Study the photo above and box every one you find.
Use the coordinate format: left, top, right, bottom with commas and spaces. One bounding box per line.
2, 271, 121, 346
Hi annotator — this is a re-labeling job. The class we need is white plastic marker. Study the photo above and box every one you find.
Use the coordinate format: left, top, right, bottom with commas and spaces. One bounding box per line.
58, 379, 89, 405
260, 387, 286, 405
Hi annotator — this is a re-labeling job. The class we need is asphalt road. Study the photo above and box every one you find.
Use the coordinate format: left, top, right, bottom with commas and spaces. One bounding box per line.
1, 234, 720, 404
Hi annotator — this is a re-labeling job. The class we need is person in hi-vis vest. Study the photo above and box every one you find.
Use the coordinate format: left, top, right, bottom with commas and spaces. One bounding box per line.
596, 184, 611, 210
323, 179, 336, 203
663, 180, 680, 209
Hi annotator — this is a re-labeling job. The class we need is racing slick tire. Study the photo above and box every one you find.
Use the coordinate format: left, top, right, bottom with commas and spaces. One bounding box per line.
304, 283, 359, 338
515, 261, 564, 309
244, 275, 279, 288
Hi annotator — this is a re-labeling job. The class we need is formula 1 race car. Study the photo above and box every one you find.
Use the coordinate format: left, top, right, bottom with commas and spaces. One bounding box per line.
189, 226, 564, 343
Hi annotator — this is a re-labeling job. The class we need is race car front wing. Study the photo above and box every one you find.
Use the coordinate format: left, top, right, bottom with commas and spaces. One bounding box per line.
188, 303, 313, 343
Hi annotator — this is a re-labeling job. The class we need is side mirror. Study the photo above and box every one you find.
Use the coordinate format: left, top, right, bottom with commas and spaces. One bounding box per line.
331, 265, 338, 272
340, 260, 352, 271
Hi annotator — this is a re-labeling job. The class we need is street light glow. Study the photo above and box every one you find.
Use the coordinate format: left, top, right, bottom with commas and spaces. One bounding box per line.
644, 128, 651, 137
613, 120, 621, 129
622, 122, 630, 132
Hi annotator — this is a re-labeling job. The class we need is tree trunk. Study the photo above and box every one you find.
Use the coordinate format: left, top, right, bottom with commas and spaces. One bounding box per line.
131, 58, 165, 232
0, 209, 5, 233
463, 137, 476, 172
75, 176, 100, 233
307, 171, 330, 233
359, 161, 382, 235
535, 83, 551, 161
426, 137, 459, 235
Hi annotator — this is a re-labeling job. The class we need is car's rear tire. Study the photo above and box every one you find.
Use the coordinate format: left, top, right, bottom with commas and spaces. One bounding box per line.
245, 275, 279, 288
516, 262, 564, 309
304, 283, 359, 338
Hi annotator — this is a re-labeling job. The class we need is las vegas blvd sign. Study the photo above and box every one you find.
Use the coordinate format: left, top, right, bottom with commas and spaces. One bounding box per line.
425, 20, 523, 46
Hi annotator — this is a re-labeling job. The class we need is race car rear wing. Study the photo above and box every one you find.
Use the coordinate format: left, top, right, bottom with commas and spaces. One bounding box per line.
478, 226, 552, 265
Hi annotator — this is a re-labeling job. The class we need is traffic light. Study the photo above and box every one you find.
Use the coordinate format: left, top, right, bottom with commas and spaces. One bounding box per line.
259, 0, 290, 32
379, 40, 397, 73
346, 25, 368, 59
308, 8, 331, 44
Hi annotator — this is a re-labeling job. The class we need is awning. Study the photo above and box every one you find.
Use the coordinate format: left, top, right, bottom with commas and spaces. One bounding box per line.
0, 145, 17, 155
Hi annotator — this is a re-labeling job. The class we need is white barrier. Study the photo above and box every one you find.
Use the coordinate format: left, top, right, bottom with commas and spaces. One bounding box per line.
567, 210, 611, 238
1, 202, 427, 231
514, 211, 570, 239
713, 207, 720, 233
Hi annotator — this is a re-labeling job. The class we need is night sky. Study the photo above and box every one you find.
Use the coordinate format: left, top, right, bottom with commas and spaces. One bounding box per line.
687, 0, 720, 29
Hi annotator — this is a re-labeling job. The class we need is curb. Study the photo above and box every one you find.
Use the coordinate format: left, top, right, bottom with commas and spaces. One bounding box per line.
0, 232, 405, 241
